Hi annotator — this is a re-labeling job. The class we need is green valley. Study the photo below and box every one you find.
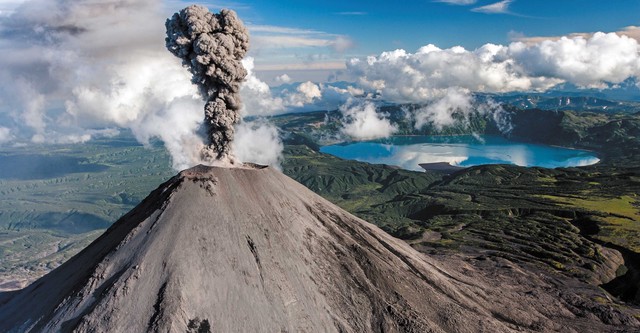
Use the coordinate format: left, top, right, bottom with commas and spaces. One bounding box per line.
1, 104, 640, 311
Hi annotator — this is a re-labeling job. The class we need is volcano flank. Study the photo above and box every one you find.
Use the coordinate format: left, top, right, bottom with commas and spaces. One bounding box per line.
0, 165, 636, 332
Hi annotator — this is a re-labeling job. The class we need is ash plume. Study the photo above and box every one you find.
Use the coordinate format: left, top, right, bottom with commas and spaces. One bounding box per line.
165, 5, 249, 163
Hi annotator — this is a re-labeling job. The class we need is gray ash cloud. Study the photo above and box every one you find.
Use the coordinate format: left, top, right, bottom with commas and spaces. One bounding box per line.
165, 5, 249, 162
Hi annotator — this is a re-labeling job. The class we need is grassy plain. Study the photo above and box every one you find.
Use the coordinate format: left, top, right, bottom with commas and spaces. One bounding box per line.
0, 134, 175, 288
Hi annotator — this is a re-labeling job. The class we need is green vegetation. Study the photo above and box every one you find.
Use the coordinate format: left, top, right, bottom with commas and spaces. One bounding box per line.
540, 194, 640, 252
282, 145, 442, 237
282, 147, 632, 282
1, 105, 640, 307
277, 106, 640, 304
0, 133, 175, 286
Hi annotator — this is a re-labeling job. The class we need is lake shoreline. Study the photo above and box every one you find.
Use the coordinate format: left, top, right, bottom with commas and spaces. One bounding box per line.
320, 134, 600, 172
419, 162, 465, 173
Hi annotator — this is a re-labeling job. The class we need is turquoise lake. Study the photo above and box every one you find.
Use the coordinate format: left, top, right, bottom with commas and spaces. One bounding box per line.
319, 135, 600, 172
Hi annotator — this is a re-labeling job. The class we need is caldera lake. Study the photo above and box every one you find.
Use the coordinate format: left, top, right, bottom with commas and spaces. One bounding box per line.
319, 135, 600, 172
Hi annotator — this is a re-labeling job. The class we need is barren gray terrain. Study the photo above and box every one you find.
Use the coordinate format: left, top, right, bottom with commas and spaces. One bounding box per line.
0, 165, 636, 332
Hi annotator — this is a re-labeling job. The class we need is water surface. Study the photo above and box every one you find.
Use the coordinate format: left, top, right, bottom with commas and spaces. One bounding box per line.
320, 135, 599, 172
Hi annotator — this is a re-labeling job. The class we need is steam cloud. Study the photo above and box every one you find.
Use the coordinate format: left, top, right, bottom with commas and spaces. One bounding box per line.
165, 5, 249, 163
0, 0, 283, 170
233, 120, 283, 168
0, 0, 208, 170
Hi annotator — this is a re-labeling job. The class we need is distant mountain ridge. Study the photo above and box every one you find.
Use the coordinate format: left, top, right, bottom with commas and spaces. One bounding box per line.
486, 94, 640, 113
271, 79, 640, 114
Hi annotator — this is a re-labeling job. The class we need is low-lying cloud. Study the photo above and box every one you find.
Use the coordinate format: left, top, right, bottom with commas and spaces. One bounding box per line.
413, 88, 473, 130
340, 100, 397, 140
411, 91, 512, 133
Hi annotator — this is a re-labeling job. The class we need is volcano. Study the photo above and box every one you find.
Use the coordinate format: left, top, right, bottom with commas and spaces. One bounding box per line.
0, 165, 636, 332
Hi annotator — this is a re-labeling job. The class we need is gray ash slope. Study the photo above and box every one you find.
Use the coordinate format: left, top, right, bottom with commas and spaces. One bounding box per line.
0, 165, 636, 332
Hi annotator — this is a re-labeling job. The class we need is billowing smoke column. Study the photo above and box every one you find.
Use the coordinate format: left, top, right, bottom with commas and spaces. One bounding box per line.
165, 5, 249, 162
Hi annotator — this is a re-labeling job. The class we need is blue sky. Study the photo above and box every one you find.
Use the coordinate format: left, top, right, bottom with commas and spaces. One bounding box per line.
0, 0, 639, 155
186, 0, 640, 81
2, 0, 639, 82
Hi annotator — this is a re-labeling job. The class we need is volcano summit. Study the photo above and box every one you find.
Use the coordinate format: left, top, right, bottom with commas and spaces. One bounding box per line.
0, 165, 635, 332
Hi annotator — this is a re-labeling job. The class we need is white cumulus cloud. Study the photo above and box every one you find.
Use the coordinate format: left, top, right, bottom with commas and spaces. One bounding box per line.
275, 74, 291, 84
240, 57, 327, 115
0, 126, 12, 144
340, 100, 397, 140
347, 32, 640, 103
509, 32, 640, 88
